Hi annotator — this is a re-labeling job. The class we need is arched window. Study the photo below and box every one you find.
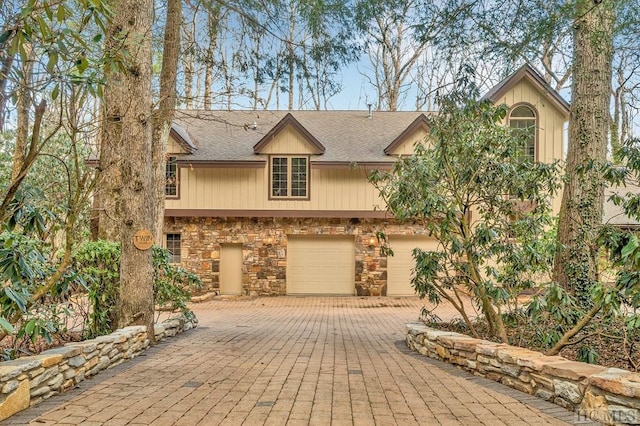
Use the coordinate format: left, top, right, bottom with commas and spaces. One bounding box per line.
508, 105, 537, 162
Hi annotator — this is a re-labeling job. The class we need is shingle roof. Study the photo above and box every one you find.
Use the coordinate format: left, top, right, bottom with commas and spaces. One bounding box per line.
171, 65, 570, 166
171, 110, 433, 165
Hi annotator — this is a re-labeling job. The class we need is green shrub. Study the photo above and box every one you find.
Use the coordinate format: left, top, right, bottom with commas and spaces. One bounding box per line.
72, 240, 120, 338
73, 242, 201, 337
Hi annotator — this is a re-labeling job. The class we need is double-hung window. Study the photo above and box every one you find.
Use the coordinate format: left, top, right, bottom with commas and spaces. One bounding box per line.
165, 156, 178, 197
508, 105, 537, 162
166, 233, 181, 263
270, 156, 308, 199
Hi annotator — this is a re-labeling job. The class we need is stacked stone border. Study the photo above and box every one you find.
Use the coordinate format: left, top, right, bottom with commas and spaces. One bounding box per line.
406, 322, 640, 425
0, 316, 197, 421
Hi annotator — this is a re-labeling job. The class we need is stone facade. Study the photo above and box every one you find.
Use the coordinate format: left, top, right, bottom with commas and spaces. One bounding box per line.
406, 322, 640, 425
0, 316, 197, 421
164, 216, 431, 296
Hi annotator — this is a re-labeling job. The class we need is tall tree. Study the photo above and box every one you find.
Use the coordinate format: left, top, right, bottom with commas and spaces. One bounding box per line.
152, 0, 182, 243
553, 0, 615, 302
99, 0, 155, 332
355, 0, 469, 111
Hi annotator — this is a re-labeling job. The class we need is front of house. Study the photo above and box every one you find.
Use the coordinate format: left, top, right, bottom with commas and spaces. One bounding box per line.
163, 65, 569, 297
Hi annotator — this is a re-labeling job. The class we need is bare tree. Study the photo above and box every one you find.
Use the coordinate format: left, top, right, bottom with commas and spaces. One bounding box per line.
356, 0, 469, 111
152, 0, 182, 243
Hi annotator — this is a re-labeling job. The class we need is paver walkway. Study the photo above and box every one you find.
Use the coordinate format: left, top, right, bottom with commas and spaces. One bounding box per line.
5, 297, 596, 425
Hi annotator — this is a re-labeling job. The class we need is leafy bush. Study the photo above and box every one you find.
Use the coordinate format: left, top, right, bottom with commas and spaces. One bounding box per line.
153, 246, 201, 322
72, 240, 120, 338
73, 242, 201, 337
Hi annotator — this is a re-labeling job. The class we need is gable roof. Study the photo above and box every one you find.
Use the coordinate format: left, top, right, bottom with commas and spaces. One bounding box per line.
170, 123, 198, 153
383, 113, 430, 155
171, 110, 433, 166
253, 113, 325, 154
169, 65, 570, 167
484, 64, 570, 119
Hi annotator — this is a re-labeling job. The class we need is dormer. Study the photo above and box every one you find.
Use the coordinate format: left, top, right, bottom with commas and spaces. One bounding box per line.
384, 114, 430, 156
253, 113, 324, 200
253, 113, 325, 155
485, 64, 569, 164
169, 123, 198, 154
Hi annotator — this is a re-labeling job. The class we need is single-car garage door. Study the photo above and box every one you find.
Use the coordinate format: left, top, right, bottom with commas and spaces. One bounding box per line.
287, 236, 355, 295
387, 236, 439, 296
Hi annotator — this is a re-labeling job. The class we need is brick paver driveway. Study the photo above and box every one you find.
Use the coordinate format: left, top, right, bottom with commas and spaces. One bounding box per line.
6, 297, 594, 425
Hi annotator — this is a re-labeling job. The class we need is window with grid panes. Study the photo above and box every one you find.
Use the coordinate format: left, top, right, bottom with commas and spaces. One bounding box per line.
271, 156, 308, 199
165, 156, 178, 196
166, 233, 181, 263
508, 105, 536, 162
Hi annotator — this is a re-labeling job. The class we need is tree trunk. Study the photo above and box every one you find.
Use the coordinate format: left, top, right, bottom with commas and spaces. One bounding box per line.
0, 53, 14, 132
152, 0, 182, 245
553, 0, 614, 305
12, 44, 34, 181
100, 0, 155, 338
203, 8, 220, 110
182, 18, 196, 109
287, 0, 295, 110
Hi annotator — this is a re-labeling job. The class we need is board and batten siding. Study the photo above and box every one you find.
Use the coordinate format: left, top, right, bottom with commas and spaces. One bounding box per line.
258, 126, 322, 154
165, 165, 385, 212
386, 127, 430, 156
491, 78, 566, 214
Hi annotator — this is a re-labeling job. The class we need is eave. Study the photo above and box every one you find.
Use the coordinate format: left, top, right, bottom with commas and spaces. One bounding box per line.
484, 64, 570, 119
384, 114, 430, 155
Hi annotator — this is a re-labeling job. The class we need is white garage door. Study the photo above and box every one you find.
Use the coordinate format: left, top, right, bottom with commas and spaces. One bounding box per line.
287, 236, 355, 295
387, 237, 439, 296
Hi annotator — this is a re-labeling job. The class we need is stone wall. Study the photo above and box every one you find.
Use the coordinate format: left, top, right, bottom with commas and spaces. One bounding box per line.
165, 216, 430, 296
406, 322, 640, 425
0, 316, 197, 421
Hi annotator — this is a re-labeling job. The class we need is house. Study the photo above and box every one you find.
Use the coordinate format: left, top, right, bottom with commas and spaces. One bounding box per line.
163, 65, 569, 297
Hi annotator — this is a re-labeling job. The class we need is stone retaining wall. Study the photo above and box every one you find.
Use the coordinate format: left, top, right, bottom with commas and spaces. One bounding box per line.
406, 322, 640, 425
0, 316, 197, 421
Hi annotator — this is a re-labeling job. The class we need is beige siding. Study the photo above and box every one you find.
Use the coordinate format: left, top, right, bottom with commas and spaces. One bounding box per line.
168, 138, 188, 154
259, 125, 322, 154
387, 127, 430, 156
492, 79, 566, 214
165, 165, 385, 211
492, 79, 566, 164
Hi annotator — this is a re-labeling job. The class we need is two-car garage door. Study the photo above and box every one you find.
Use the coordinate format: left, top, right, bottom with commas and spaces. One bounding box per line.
286, 236, 355, 295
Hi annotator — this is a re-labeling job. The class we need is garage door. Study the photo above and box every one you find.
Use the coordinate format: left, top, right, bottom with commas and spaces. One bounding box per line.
286, 236, 355, 295
387, 237, 439, 296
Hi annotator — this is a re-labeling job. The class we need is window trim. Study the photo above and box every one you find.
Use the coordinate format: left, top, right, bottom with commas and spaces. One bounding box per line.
508, 103, 538, 162
165, 233, 182, 264
165, 155, 180, 199
268, 155, 311, 201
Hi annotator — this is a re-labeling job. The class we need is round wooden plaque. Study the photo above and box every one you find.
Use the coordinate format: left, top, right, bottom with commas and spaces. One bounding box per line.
134, 230, 154, 250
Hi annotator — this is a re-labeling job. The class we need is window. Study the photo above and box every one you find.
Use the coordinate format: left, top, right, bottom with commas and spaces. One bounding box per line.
165, 156, 178, 197
508, 105, 536, 162
166, 233, 181, 263
270, 156, 308, 199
